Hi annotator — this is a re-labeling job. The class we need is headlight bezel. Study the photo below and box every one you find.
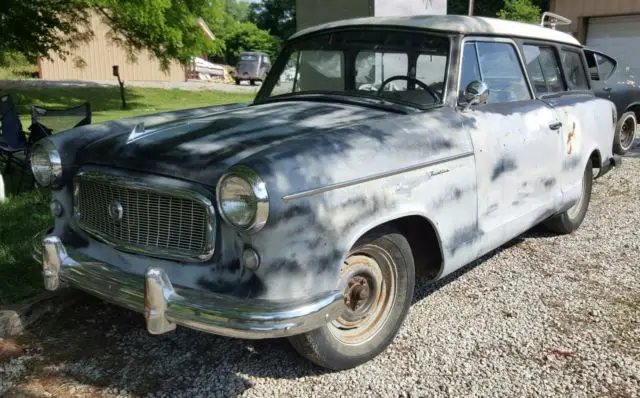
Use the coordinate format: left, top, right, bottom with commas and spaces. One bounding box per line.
30, 139, 63, 188
216, 165, 269, 233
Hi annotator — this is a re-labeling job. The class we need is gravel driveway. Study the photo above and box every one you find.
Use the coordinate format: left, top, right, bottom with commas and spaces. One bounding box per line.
2, 147, 639, 397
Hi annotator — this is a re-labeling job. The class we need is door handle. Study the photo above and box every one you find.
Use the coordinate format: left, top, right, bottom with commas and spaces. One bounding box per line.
603, 87, 612, 92
549, 121, 562, 130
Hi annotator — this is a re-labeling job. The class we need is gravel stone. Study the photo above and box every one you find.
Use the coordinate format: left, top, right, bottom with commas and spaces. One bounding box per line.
1, 146, 639, 397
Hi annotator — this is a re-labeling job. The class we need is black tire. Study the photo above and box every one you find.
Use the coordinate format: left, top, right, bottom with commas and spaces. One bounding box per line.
613, 111, 637, 155
542, 159, 593, 234
288, 229, 415, 370
234, 79, 240, 85
250, 80, 256, 86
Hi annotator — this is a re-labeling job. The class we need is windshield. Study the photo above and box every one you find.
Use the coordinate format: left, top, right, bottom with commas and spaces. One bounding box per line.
260, 29, 450, 109
239, 54, 259, 62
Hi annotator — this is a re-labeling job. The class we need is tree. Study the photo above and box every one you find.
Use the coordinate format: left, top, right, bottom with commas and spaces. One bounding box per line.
248, 0, 296, 41
91, 0, 225, 70
222, 22, 280, 65
225, 0, 250, 23
497, 0, 542, 23
448, 0, 548, 18
0, 0, 226, 70
0, 0, 92, 62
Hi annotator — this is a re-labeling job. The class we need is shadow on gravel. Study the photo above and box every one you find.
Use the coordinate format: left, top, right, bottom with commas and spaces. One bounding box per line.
625, 138, 640, 158
9, 293, 332, 396
412, 224, 556, 304
6, 227, 569, 396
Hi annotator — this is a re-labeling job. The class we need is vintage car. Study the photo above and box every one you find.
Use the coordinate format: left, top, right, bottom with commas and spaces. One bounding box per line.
32, 15, 620, 370
234, 51, 272, 85
584, 47, 639, 154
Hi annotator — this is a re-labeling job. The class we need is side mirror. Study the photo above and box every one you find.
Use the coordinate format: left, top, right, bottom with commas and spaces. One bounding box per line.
462, 80, 490, 110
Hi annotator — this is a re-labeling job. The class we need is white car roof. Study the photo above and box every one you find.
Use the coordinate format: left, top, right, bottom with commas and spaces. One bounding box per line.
291, 15, 581, 47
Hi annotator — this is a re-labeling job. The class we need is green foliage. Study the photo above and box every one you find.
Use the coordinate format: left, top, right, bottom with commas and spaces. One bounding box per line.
0, 51, 38, 79
225, 0, 251, 23
248, 0, 296, 41
222, 22, 281, 65
448, 0, 548, 17
90, 0, 226, 70
0, 0, 228, 71
0, 0, 93, 61
497, 0, 542, 23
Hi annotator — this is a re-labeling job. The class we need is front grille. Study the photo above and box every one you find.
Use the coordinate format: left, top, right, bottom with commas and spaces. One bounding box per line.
74, 172, 214, 262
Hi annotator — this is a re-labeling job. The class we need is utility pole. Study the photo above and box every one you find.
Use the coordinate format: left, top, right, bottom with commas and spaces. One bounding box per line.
468, 0, 475, 15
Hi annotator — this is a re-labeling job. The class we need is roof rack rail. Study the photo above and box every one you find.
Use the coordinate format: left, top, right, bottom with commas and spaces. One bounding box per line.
540, 12, 572, 30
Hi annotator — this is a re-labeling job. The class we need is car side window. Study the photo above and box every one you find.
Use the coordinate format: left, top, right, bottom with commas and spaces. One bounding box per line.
595, 53, 615, 80
584, 51, 600, 80
523, 45, 566, 95
561, 50, 589, 90
475, 41, 531, 103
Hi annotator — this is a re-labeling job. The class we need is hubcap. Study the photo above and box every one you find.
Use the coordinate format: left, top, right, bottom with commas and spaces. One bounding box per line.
620, 115, 636, 150
329, 249, 396, 345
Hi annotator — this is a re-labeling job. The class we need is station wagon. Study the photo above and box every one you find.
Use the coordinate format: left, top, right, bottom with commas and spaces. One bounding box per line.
32, 15, 620, 370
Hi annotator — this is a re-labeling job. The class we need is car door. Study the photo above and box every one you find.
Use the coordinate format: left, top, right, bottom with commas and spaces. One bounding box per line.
459, 38, 564, 255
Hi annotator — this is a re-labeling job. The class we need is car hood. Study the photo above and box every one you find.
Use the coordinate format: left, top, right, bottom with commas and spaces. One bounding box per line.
77, 100, 389, 185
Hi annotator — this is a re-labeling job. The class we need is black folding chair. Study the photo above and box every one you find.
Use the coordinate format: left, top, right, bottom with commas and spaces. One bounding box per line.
31, 102, 92, 135
0, 94, 31, 193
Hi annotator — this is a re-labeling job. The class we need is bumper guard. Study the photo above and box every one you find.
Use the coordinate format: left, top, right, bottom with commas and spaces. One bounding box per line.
33, 232, 345, 339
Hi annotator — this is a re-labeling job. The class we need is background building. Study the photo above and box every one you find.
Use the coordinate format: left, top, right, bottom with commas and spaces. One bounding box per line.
551, 0, 640, 69
38, 12, 213, 82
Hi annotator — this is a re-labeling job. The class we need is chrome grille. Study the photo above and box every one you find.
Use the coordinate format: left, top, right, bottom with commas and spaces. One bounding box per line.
74, 172, 214, 262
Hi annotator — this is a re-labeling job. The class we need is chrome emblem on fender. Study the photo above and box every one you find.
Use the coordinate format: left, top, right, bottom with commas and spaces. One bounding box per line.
108, 200, 124, 222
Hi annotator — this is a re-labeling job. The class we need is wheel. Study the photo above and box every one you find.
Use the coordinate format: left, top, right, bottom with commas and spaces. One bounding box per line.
542, 159, 593, 234
288, 229, 415, 370
613, 111, 637, 155
234, 79, 240, 85
250, 80, 256, 86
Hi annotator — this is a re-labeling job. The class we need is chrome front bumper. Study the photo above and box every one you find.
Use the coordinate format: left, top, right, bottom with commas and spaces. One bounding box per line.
32, 231, 345, 339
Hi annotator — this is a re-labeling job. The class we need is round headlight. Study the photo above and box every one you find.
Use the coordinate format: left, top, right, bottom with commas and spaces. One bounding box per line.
216, 166, 269, 233
30, 140, 62, 188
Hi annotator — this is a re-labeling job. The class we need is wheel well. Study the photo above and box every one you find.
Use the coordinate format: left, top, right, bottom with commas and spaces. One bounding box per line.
590, 149, 602, 169
366, 215, 443, 280
625, 104, 640, 121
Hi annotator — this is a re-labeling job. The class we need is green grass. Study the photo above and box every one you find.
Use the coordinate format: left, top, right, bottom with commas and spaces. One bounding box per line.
0, 86, 256, 305
7, 85, 256, 126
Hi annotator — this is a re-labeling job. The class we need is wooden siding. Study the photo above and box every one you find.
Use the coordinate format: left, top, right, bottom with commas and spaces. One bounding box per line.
551, 0, 640, 42
40, 12, 185, 82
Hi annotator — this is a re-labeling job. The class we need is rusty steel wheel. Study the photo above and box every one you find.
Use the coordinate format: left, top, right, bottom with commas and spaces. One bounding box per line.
289, 229, 415, 370
329, 252, 396, 345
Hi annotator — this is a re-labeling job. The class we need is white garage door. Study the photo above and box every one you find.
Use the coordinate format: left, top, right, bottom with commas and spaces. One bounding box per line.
586, 15, 640, 71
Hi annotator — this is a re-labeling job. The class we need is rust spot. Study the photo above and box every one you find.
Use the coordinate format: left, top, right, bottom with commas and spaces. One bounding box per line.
567, 122, 576, 155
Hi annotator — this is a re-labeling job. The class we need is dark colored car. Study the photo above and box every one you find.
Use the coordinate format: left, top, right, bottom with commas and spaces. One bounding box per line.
584, 48, 639, 154
234, 51, 272, 85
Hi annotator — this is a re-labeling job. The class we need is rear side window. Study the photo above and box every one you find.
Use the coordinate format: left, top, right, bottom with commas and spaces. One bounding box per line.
523, 45, 566, 95
595, 53, 616, 80
561, 50, 589, 90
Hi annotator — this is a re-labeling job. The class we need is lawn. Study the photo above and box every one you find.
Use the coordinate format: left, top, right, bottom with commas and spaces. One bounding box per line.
0, 85, 256, 305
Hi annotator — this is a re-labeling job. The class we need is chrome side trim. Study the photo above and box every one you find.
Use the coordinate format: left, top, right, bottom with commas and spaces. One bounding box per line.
73, 170, 216, 262
282, 151, 475, 203
33, 232, 345, 339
